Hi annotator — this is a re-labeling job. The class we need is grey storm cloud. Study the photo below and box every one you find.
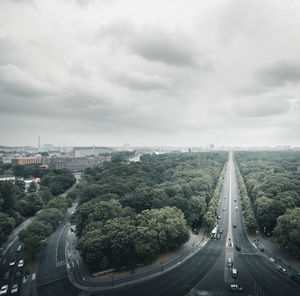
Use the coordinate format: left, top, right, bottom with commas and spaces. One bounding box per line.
1, 0, 300, 147
0, 64, 58, 97
98, 21, 212, 69
256, 60, 300, 87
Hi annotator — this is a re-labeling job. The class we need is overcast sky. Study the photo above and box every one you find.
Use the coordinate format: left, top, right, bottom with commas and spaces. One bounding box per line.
0, 0, 299, 147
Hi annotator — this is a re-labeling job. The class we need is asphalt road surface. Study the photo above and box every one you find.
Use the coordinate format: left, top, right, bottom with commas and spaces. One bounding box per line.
36, 153, 300, 296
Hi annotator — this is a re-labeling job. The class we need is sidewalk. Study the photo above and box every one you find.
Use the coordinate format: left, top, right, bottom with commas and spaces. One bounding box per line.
255, 234, 300, 273
66, 226, 209, 291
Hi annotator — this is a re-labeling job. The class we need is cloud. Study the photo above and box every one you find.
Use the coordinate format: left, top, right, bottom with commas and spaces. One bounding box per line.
114, 72, 170, 91
98, 21, 213, 69
0, 64, 59, 97
256, 60, 300, 87
232, 96, 291, 117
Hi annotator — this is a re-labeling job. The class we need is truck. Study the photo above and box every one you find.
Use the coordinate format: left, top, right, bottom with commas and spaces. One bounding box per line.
211, 226, 218, 239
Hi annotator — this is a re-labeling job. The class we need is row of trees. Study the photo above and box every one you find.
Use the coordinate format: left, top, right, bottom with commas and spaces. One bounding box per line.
203, 162, 227, 231
235, 151, 300, 257
0, 163, 75, 247
71, 152, 228, 271
19, 196, 71, 259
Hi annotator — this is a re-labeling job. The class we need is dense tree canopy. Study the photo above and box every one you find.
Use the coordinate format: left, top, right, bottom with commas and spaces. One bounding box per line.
0, 163, 75, 249
235, 151, 300, 254
71, 152, 227, 271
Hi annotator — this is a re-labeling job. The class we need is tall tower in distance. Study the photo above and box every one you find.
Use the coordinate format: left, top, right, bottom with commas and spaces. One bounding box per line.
38, 136, 40, 151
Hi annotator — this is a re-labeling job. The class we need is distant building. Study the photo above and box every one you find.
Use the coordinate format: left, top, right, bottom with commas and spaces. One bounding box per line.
11, 156, 42, 165
43, 156, 111, 171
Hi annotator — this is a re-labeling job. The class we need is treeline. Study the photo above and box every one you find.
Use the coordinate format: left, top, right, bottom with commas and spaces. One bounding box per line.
235, 151, 300, 257
0, 164, 75, 247
70, 152, 227, 271
19, 196, 71, 259
203, 162, 227, 231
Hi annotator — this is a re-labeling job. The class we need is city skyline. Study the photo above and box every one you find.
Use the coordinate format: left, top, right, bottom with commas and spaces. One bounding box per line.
0, 0, 299, 147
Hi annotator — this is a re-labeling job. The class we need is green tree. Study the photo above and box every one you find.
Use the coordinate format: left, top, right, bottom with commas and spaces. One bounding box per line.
273, 208, 300, 257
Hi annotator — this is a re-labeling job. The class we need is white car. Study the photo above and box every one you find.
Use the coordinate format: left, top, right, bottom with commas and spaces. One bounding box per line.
0, 285, 8, 295
9, 259, 16, 266
18, 259, 24, 268
11, 284, 18, 294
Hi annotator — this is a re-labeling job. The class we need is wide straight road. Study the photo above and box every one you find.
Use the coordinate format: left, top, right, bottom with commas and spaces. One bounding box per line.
37, 153, 299, 296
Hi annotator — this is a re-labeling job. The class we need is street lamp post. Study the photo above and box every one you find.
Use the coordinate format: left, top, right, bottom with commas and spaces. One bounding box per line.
256, 230, 259, 247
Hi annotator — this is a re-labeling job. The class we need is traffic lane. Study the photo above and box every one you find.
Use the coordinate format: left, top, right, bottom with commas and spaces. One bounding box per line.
57, 223, 69, 264
38, 222, 68, 276
37, 278, 81, 296
0, 241, 25, 296
239, 252, 299, 296
90, 245, 222, 296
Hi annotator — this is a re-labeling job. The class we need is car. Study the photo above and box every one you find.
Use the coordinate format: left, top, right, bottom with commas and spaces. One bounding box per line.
233, 224, 237, 228
0, 285, 8, 295
223, 207, 226, 211
16, 245, 22, 252
230, 284, 243, 291
17, 259, 24, 268
277, 266, 287, 274
10, 284, 18, 294
227, 258, 233, 267
217, 215, 221, 220
219, 228, 223, 234
9, 259, 16, 266
14, 271, 22, 279
235, 207, 238, 211
236, 244, 241, 251
234, 199, 237, 202
232, 268, 238, 278
216, 234, 221, 239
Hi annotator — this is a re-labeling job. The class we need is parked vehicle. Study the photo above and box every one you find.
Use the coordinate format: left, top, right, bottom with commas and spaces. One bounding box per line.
236, 244, 241, 251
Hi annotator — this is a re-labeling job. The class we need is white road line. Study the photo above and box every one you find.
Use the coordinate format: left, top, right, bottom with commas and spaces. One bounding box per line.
55, 224, 66, 264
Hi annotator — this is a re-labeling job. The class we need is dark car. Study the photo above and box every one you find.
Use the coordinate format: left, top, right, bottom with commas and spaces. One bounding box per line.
277, 266, 287, 274
233, 224, 237, 228
14, 271, 22, 279
236, 244, 241, 251
227, 258, 233, 267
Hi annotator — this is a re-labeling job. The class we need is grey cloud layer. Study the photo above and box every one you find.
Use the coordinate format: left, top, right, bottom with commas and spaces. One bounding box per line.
0, 0, 299, 146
